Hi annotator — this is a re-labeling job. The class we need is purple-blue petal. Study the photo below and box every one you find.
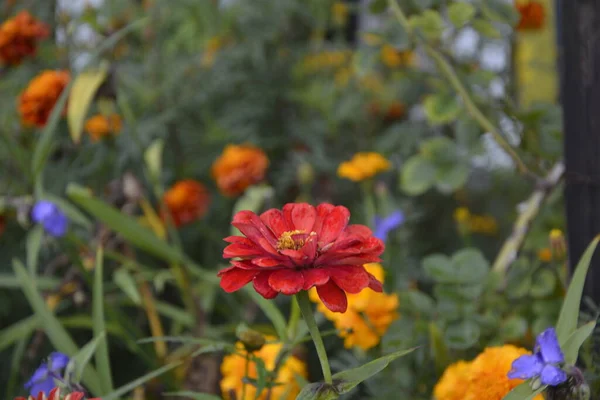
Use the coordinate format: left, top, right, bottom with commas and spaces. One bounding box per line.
31, 201, 57, 224
24, 363, 48, 388
507, 354, 544, 380
540, 364, 568, 386
48, 352, 69, 372
27, 378, 56, 397
373, 210, 405, 242
43, 213, 68, 237
536, 327, 564, 364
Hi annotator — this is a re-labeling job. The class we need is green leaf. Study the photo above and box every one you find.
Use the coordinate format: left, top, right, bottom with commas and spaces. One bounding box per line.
451, 248, 490, 284
0, 316, 38, 352
67, 64, 109, 144
114, 268, 142, 305
472, 19, 501, 39
481, 0, 520, 26
245, 288, 287, 341
435, 164, 469, 193
13, 260, 103, 395
0, 274, 59, 290
562, 321, 596, 365
102, 361, 182, 400
163, 393, 221, 400
447, 2, 476, 28
332, 348, 416, 393
556, 236, 600, 344
43, 194, 92, 229
26, 225, 44, 275
67, 184, 187, 265
423, 254, 454, 281
369, 0, 388, 14
144, 139, 164, 184
409, 10, 445, 41
66, 333, 106, 383
502, 383, 546, 400
423, 93, 461, 125
529, 269, 556, 298
500, 316, 528, 342
444, 319, 480, 349
400, 156, 436, 195
295, 382, 338, 400
93, 248, 114, 393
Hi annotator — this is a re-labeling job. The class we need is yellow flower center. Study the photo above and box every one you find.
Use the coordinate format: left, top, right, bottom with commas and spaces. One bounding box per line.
277, 230, 314, 251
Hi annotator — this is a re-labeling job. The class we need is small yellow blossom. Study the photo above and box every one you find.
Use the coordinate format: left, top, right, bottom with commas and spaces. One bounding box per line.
220, 337, 307, 400
380, 44, 415, 68
453, 207, 470, 224
331, 2, 349, 27
453, 207, 497, 236
337, 152, 391, 182
549, 228, 566, 259
310, 263, 399, 350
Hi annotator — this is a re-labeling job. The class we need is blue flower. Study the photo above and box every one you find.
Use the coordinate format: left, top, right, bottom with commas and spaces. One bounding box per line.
373, 210, 404, 242
25, 352, 70, 397
508, 327, 567, 386
31, 201, 68, 237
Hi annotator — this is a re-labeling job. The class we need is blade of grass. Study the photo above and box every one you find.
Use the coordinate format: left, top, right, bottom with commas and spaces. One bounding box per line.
93, 248, 114, 393
101, 361, 182, 400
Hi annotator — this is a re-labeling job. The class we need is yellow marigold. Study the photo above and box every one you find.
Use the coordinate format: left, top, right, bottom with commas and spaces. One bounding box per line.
380, 45, 414, 68
332, 2, 349, 26
0, 11, 49, 66
211, 144, 269, 197
337, 152, 391, 182
453, 207, 470, 224
18, 70, 70, 128
309, 263, 399, 350
464, 345, 544, 400
433, 360, 472, 400
161, 180, 211, 227
538, 247, 552, 262
220, 338, 307, 400
85, 114, 122, 142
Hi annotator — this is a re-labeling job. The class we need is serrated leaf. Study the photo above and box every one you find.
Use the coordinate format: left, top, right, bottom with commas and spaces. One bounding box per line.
556, 237, 600, 344
562, 320, 596, 365
447, 2, 476, 28
472, 19, 501, 39
332, 348, 416, 393
423, 93, 461, 125
400, 156, 436, 195
67, 64, 109, 143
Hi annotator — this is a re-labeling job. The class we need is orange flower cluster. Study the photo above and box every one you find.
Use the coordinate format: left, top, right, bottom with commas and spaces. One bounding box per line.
434, 345, 544, 400
211, 144, 269, 196
0, 11, 49, 65
19, 70, 70, 128
162, 180, 210, 227
85, 114, 123, 142
516, 2, 545, 31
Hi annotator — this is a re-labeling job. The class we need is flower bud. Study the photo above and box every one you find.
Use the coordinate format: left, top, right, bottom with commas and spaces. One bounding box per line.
236, 324, 266, 353
297, 163, 315, 186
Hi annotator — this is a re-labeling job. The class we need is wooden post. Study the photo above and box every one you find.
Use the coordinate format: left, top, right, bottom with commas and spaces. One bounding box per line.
559, 0, 600, 306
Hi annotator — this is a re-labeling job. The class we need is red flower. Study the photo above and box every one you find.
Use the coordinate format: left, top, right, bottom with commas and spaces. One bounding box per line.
15, 387, 100, 400
217, 203, 385, 313
516, 2, 545, 31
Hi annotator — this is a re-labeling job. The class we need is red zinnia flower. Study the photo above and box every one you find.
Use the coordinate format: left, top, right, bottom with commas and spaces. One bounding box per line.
15, 387, 100, 400
217, 203, 385, 313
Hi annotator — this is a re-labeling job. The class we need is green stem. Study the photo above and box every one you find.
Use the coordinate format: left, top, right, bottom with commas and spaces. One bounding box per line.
242, 353, 250, 399
361, 181, 377, 228
287, 297, 301, 341
296, 291, 332, 384
386, 0, 528, 175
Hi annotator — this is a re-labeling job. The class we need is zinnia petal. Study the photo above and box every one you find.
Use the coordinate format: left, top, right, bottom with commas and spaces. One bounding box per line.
283, 203, 317, 232
367, 272, 383, 292
316, 281, 348, 313
268, 269, 304, 295
539, 364, 567, 386
536, 327, 564, 364
313, 203, 335, 237
507, 354, 544, 380
327, 265, 369, 294
260, 209, 291, 237
318, 206, 350, 247
218, 267, 257, 292
253, 271, 278, 299
302, 268, 330, 290
232, 210, 277, 247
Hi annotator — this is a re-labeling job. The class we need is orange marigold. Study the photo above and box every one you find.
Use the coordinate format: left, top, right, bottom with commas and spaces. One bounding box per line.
516, 2, 545, 31
0, 11, 49, 65
162, 180, 210, 227
85, 114, 123, 142
433, 360, 472, 400
19, 70, 70, 128
211, 144, 269, 196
